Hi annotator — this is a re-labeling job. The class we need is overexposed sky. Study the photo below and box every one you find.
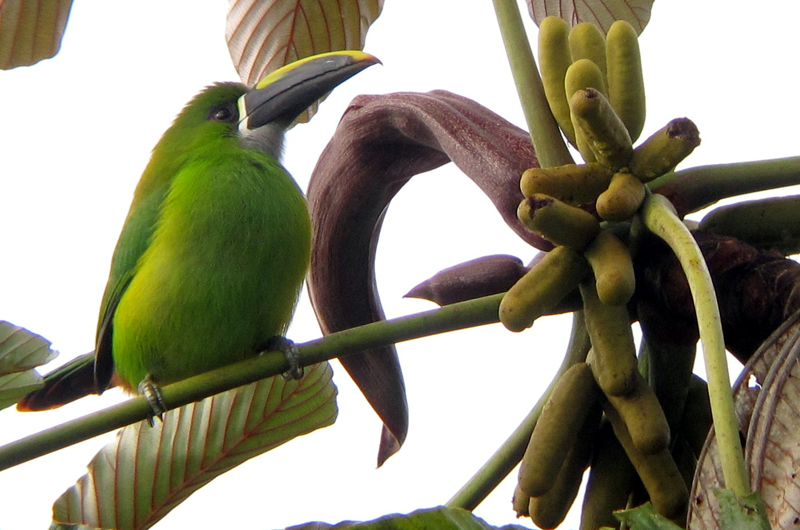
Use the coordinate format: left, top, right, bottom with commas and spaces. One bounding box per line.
1, 1, 799, 529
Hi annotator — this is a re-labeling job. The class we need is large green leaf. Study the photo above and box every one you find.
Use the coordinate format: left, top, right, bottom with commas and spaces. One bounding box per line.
526, 0, 653, 34
614, 503, 685, 529
0, 0, 73, 69
0, 321, 57, 410
51, 362, 337, 530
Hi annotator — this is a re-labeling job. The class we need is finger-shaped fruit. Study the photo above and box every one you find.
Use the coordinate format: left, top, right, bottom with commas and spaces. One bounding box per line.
518, 362, 599, 496
564, 59, 607, 104
699, 195, 800, 256
565, 59, 607, 162
512, 486, 531, 517
528, 402, 600, 529
580, 421, 636, 530
499, 246, 590, 332
568, 22, 608, 87
572, 122, 597, 162
583, 228, 635, 305
539, 16, 577, 146
520, 163, 614, 206
595, 171, 646, 222
605, 372, 671, 455
640, 331, 697, 435
628, 117, 701, 181
582, 281, 638, 396
603, 402, 689, 520
677, 375, 713, 458
606, 20, 646, 142
518, 194, 600, 250
569, 88, 633, 169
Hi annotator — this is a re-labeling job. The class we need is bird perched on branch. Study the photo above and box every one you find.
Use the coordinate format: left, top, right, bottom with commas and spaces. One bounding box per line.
18, 50, 379, 411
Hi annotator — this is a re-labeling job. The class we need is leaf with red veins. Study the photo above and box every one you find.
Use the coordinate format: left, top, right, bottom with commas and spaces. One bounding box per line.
0, 0, 73, 69
52, 363, 337, 530
527, 0, 653, 35
307, 90, 541, 465
226, 0, 383, 123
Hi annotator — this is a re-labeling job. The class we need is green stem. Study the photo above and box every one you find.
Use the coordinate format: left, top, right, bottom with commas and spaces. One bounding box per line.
649, 155, 800, 215
491, 0, 573, 168
446, 311, 590, 510
0, 293, 505, 472
640, 193, 750, 497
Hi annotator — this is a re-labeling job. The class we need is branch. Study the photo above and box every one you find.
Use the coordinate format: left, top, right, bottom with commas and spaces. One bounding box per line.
650, 155, 800, 216
0, 293, 504, 472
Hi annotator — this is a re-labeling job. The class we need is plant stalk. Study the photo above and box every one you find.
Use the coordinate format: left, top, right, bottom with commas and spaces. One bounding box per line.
649, 155, 800, 215
491, 0, 573, 168
446, 311, 590, 509
641, 193, 750, 497
0, 293, 506, 472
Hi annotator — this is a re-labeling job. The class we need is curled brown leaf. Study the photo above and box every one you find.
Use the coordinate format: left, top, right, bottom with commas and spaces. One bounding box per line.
307, 90, 540, 464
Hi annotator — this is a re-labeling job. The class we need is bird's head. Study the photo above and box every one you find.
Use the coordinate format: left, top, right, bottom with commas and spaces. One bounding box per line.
161, 50, 379, 161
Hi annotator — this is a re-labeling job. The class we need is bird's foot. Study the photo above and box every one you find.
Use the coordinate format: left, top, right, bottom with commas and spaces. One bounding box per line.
138, 375, 167, 426
266, 336, 304, 381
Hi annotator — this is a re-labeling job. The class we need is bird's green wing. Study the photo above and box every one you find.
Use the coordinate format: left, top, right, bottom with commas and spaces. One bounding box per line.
93, 179, 172, 389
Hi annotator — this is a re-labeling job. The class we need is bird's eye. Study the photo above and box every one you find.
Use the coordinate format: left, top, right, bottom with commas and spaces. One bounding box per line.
209, 103, 238, 123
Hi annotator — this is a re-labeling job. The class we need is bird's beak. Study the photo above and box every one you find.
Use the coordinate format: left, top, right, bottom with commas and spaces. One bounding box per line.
238, 50, 380, 131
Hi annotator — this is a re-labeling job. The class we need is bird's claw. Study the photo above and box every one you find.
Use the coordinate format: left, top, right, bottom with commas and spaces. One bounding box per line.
267, 336, 304, 381
138, 376, 167, 426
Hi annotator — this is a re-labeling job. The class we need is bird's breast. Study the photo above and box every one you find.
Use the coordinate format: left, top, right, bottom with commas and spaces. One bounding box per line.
111, 153, 312, 387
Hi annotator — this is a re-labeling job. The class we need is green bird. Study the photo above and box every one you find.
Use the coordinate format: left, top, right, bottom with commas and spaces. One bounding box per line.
19, 50, 379, 411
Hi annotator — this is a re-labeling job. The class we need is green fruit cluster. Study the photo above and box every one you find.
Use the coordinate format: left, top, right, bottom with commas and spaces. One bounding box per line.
512, 334, 710, 529
502, 18, 711, 529
530, 17, 701, 225
540, 18, 644, 155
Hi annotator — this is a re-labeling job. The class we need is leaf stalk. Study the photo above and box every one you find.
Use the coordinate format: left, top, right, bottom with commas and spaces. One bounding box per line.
446, 311, 590, 509
491, 0, 573, 168
640, 193, 749, 497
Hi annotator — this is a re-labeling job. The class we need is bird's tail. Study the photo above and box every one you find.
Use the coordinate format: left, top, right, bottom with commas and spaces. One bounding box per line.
17, 351, 107, 411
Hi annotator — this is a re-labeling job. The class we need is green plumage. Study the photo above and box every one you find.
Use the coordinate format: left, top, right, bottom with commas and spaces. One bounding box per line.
18, 51, 378, 410
104, 84, 310, 389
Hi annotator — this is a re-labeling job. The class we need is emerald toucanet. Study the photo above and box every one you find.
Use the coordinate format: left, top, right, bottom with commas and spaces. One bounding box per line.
19, 51, 379, 411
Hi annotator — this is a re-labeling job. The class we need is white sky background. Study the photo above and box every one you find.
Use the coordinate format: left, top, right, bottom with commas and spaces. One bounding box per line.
1, 1, 799, 529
